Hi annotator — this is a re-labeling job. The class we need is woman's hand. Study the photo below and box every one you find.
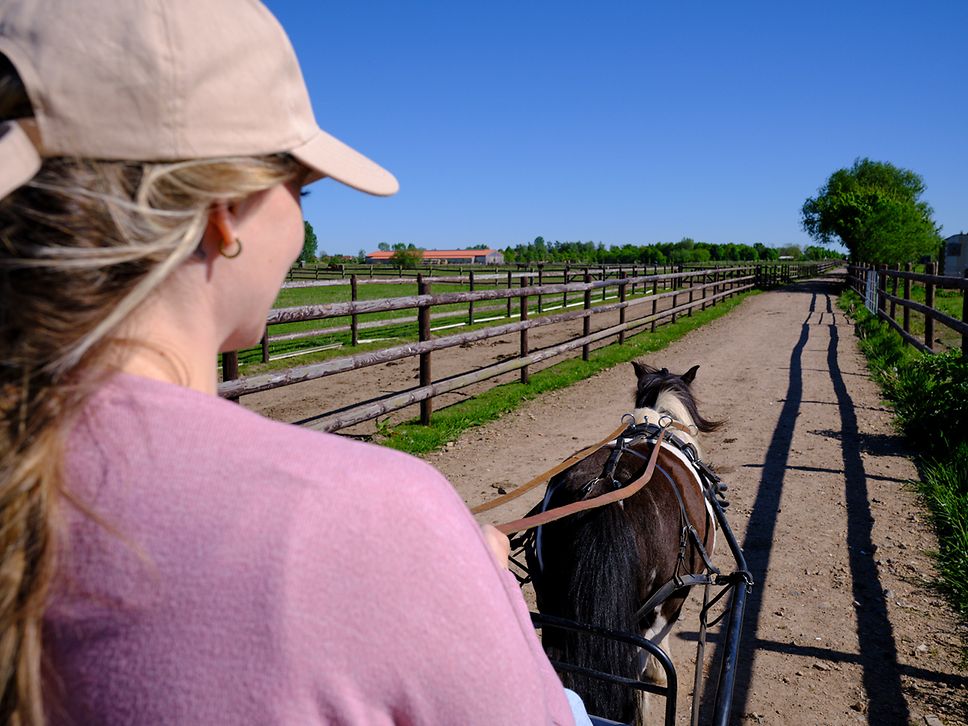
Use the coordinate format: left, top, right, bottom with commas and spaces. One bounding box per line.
480, 523, 510, 569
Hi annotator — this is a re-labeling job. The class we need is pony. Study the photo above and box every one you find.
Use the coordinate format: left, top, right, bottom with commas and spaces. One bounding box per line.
526, 362, 721, 724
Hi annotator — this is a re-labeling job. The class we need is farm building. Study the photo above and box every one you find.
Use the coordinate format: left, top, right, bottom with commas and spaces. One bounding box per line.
365, 249, 505, 265
943, 232, 968, 275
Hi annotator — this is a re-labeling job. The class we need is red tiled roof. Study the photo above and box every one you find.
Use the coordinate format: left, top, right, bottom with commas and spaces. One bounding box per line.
366, 249, 496, 260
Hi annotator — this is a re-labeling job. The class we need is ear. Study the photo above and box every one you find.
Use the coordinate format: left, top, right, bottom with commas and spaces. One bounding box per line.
681, 364, 700, 385
632, 360, 646, 380
198, 202, 237, 259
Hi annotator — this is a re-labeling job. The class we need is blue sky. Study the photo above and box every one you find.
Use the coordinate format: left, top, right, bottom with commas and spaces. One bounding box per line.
267, 1, 967, 257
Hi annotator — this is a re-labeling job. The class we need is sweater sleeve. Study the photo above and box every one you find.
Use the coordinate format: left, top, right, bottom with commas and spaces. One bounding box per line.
280, 444, 575, 726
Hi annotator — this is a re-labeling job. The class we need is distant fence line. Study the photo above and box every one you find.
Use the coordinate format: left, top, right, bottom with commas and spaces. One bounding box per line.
846, 262, 968, 355
219, 261, 838, 433
285, 259, 842, 283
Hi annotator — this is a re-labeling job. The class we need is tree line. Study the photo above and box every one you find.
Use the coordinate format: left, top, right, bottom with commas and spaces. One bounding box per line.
300, 234, 840, 268
500, 238, 839, 266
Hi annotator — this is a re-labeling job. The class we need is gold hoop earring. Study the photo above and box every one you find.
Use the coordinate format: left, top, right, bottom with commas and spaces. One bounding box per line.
219, 237, 243, 259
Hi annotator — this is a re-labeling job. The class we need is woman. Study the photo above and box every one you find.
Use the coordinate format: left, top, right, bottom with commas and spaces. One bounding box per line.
0, 0, 583, 723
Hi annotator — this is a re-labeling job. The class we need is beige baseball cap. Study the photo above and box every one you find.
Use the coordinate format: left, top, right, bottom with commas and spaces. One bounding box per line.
0, 0, 398, 202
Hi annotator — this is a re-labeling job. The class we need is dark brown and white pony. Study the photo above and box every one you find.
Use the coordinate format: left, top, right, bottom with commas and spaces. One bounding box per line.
527, 362, 721, 724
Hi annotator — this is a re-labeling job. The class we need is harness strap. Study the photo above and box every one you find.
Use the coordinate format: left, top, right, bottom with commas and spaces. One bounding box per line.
470, 422, 628, 514
495, 425, 671, 535
632, 574, 713, 623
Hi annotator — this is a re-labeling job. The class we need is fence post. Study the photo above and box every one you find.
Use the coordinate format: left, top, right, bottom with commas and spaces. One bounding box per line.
582, 272, 592, 361
903, 262, 912, 336
924, 262, 936, 351
507, 270, 513, 319
962, 269, 968, 357
671, 276, 679, 323
688, 272, 695, 316
889, 263, 899, 320
601, 265, 607, 301
537, 266, 544, 312
468, 270, 475, 325
418, 275, 433, 425
619, 271, 628, 345
349, 274, 359, 346
220, 352, 239, 402
877, 264, 887, 317
520, 275, 530, 383
563, 265, 570, 309
260, 329, 269, 363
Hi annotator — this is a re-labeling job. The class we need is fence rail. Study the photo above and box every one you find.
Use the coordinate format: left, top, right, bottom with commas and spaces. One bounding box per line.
846, 263, 968, 355
222, 261, 838, 433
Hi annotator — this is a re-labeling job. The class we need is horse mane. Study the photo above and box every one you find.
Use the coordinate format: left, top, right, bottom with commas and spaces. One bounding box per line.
632, 362, 722, 434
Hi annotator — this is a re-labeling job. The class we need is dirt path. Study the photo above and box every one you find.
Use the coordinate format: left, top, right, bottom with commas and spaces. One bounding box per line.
427, 276, 967, 725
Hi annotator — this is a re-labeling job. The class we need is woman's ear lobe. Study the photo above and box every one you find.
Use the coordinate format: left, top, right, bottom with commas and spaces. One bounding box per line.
194, 203, 233, 261
208, 203, 234, 245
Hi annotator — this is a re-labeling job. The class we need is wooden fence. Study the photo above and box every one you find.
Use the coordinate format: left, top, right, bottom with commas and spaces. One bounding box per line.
221, 261, 838, 433
846, 262, 968, 355
286, 259, 841, 283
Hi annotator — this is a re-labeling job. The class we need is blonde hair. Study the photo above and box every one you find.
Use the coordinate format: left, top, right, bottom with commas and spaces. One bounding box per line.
0, 59, 303, 724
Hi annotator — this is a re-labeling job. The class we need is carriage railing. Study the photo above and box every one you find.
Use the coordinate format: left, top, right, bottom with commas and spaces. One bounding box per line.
509, 471, 751, 726
529, 613, 678, 726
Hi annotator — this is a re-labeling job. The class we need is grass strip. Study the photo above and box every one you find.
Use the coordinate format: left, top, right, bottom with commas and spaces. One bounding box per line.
380, 291, 757, 455
839, 290, 968, 654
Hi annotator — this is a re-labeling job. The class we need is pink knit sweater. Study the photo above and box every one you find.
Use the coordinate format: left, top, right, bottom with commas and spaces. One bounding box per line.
46, 373, 572, 725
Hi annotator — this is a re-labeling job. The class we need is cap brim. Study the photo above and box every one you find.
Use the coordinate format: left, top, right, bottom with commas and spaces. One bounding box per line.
290, 128, 398, 197
0, 121, 43, 201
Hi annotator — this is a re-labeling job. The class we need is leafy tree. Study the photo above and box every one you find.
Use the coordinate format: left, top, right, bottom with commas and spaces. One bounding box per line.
356, 249, 367, 263
299, 221, 318, 264
390, 247, 423, 268
801, 158, 941, 264
378, 242, 390, 252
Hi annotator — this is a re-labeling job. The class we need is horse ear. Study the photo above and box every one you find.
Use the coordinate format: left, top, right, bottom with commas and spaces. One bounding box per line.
682, 364, 700, 384
632, 360, 646, 379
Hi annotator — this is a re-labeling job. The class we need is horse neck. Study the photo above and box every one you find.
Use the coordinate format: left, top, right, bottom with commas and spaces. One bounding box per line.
633, 391, 703, 458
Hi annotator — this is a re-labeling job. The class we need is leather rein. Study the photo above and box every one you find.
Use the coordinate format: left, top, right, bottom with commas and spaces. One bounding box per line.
490, 416, 700, 536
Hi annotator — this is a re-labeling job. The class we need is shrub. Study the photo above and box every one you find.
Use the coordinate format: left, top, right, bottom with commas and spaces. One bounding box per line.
882, 351, 968, 455
918, 444, 968, 616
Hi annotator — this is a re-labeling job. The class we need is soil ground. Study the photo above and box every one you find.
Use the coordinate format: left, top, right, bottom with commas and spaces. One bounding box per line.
247, 273, 968, 725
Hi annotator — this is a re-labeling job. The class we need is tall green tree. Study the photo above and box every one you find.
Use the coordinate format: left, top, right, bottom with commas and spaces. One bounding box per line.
801, 158, 941, 264
300, 221, 318, 264
390, 247, 422, 268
